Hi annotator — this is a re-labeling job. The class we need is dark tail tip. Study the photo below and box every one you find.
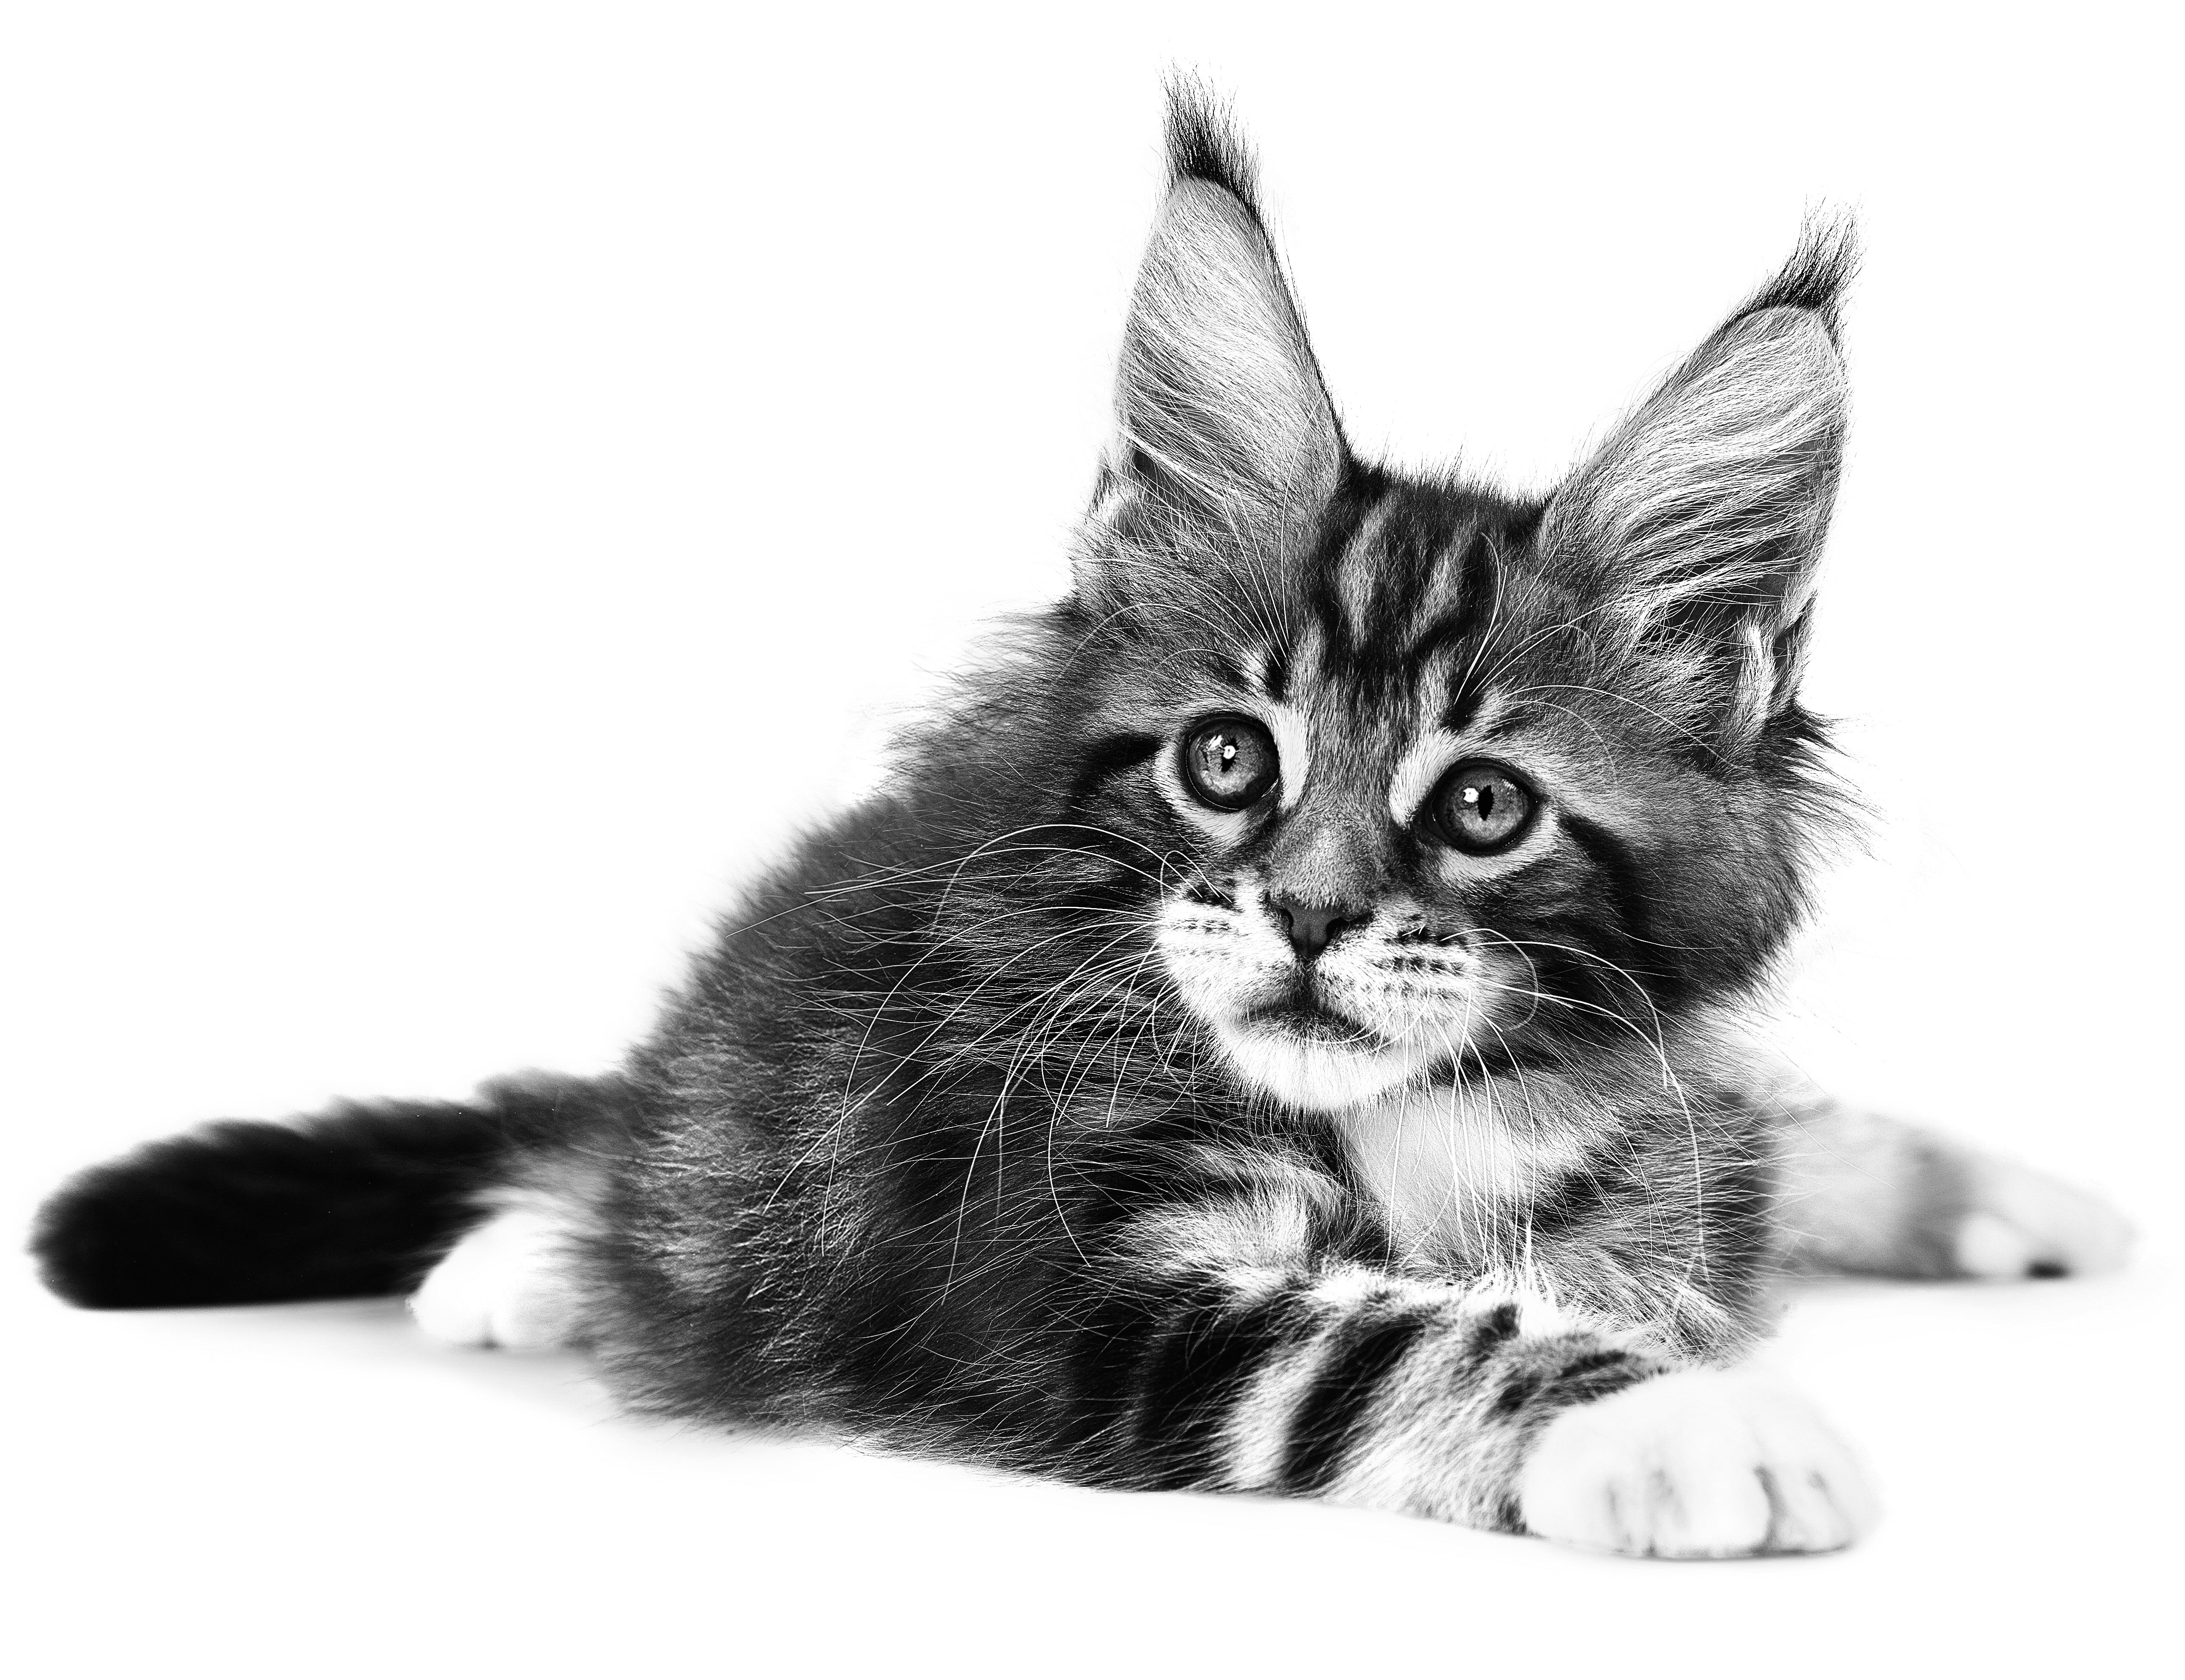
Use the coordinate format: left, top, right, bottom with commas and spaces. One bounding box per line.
32, 1102, 515, 1308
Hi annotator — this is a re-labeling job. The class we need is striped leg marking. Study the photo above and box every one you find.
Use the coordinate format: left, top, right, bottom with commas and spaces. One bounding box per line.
1107, 1253, 1670, 1532
1094, 1180, 1870, 1553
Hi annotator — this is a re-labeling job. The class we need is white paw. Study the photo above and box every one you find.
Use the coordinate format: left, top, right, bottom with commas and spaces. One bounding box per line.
1955, 1160, 2134, 1279
1517, 1369, 1878, 1559
407, 1202, 585, 1351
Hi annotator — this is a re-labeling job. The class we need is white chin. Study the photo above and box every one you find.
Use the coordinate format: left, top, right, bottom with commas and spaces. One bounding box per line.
1213, 1022, 1425, 1111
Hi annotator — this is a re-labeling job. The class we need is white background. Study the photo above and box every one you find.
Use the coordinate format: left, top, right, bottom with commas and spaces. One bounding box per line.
4, 3, 2179, 1675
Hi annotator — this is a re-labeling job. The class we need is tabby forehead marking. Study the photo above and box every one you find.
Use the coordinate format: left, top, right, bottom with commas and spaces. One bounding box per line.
1335, 497, 1399, 648
1286, 508, 1505, 739
1402, 531, 1489, 651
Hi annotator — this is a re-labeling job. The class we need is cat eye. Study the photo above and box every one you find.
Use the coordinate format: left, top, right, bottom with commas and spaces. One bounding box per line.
1180, 715, 1279, 811
1427, 760, 1538, 853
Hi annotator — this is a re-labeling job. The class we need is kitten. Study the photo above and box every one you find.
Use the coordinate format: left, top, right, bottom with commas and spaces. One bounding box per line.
32, 90, 2130, 1558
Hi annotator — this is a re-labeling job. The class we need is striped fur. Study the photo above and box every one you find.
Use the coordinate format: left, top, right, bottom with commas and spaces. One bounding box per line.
32, 88, 2130, 1557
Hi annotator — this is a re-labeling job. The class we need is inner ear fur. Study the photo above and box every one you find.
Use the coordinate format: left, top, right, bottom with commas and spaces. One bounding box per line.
1541, 230, 1854, 730
1114, 176, 1343, 515
1093, 91, 1345, 550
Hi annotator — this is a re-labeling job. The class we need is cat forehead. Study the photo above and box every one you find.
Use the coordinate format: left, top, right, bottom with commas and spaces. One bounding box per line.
1093, 473, 1628, 783
1285, 493, 1509, 674
1157, 479, 1554, 724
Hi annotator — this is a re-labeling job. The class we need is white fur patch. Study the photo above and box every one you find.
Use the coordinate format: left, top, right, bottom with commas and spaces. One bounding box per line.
1957, 1158, 2134, 1279
1158, 879, 1539, 1112
1387, 728, 1472, 829
1210, 1022, 1434, 1111
1331, 1083, 1591, 1261
407, 1193, 587, 1352
1264, 700, 1312, 812
1953, 1213, 2036, 1279
1518, 1368, 1878, 1558
1126, 1193, 1314, 1278
1305, 1265, 1400, 1312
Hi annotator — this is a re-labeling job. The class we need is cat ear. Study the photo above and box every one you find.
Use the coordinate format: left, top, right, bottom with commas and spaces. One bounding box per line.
1541, 225, 1855, 735
1099, 90, 1345, 532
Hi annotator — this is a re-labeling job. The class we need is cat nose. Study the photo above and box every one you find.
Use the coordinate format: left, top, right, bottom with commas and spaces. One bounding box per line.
1267, 895, 1362, 962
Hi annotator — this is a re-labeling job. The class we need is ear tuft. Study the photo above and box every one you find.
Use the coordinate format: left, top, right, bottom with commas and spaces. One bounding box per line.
1738, 213, 1859, 342
1547, 306, 1846, 628
1093, 86, 1343, 536
1541, 224, 1856, 737
1163, 77, 1261, 206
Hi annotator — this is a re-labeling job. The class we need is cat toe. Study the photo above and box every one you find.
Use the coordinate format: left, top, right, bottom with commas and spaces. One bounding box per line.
1518, 1369, 1877, 1559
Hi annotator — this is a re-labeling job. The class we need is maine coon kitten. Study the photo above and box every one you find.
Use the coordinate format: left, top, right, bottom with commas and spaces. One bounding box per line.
33, 92, 2130, 1558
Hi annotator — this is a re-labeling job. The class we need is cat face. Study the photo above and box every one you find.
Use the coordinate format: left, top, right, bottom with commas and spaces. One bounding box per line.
1071, 476, 1822, 1112
1146, 494, 1620, 1111
1048, 108, 1850, 1113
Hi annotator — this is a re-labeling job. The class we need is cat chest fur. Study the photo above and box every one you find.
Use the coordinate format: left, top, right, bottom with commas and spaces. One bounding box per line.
1327, 1080, 1595, 1262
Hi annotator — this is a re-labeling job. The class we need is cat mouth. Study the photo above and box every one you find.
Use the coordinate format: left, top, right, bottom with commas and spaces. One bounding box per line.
1241, 995, 1387, 1049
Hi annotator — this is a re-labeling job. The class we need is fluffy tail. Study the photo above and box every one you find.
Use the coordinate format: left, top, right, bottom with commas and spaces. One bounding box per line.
31, 1073, 626, 1309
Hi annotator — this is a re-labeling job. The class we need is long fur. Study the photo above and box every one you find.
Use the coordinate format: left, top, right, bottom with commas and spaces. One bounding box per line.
31, 87, 2106, 1544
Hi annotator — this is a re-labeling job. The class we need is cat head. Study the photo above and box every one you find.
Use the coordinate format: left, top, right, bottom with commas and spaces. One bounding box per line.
989, 93, 1851, 1114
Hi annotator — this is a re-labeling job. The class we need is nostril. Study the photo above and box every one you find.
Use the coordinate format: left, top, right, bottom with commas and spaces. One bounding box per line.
1269, 896, 1356, 961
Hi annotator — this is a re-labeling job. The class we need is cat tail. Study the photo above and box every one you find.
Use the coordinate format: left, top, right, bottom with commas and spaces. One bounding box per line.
30, 1072, 630, 1309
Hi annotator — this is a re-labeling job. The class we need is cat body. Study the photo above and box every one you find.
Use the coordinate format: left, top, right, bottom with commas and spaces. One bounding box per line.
33, 93, 2129, 1557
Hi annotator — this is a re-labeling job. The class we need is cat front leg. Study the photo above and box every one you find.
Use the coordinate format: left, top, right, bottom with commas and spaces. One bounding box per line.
1083, 1203, 1874, 1555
